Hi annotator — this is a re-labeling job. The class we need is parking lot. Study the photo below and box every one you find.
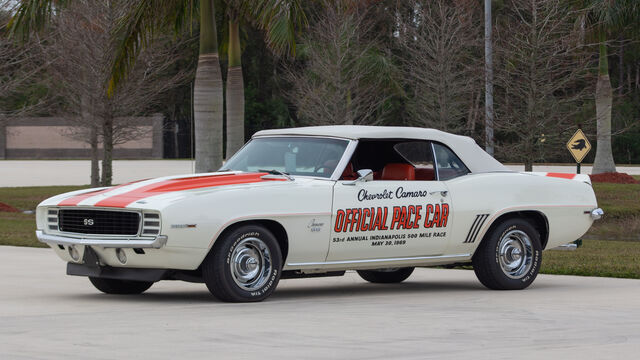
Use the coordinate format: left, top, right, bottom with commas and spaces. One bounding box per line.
1, 245, 639, 359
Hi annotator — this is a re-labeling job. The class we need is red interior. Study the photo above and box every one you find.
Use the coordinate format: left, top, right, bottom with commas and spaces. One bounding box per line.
381, 163, 415, 180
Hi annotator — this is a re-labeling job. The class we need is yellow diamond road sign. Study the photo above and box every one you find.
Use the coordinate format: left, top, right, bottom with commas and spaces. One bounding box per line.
566, 129, 591, 163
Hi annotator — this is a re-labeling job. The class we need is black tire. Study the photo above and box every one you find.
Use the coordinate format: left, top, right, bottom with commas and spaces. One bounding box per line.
202, 225, 282, 302
472, 218, 542, 290
89, 277, 153, 295
357, 267, 415, 284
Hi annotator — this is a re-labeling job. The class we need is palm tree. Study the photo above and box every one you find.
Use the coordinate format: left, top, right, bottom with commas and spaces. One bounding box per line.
109, 0, 225, 173
10, 0, 306, 173
113, 0, 306, 167
579, 0, 640, 174
223, 0, 307, 157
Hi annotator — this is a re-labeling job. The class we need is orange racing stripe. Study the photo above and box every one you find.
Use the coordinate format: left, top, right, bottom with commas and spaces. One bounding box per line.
92, 173, 283, 208
546, 173, 576, 179
57, 181, 141, 206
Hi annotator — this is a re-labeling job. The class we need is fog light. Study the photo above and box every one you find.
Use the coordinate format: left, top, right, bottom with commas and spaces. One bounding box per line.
116, 248, 127, 264
68, 245, 80, 261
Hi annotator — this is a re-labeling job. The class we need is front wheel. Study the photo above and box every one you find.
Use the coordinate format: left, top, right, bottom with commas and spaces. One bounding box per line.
89, 277, 153, 295
472, 218, 542, 290
202, 225, 282, 302
357, 267, 415, 283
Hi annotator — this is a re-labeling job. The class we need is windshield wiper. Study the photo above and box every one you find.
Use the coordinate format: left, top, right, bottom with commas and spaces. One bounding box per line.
258, 169, 294, 181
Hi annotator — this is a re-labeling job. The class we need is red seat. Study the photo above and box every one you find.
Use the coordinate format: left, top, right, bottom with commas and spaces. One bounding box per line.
381, 163, 415, 180
341, 163, 358, 180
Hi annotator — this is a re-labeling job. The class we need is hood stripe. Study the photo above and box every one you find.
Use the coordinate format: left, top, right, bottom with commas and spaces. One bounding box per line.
91, 173, 282, 208
57, 181, 139, 206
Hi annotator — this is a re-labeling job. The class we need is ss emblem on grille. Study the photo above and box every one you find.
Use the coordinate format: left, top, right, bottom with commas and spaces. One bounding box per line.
83, 218, 95, 226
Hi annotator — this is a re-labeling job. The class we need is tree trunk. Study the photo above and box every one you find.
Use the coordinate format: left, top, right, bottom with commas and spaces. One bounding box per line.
90, 126, 100, 187
524, 159, 533, 172
101, 116, 114, 186
618, 41, 624, 96
81, 94, 100, 186
225, 19, 245, 158
194, 0, 223, 172
592, 38, 616, 174
484, 0, 494, 156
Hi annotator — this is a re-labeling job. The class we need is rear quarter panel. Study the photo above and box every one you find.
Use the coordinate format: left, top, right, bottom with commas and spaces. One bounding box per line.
444, 172, 597, 256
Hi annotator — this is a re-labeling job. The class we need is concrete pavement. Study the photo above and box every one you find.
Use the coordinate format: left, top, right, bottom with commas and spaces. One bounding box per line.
1, 159, 639, 187
1, 245, 639, 359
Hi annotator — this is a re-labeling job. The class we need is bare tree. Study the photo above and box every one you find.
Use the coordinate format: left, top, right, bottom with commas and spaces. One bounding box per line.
399, 0, 483, 134
494, 0, 593, 171
42, 0, 192, 186
286, 0, 399, 126
0, 0, 49, 122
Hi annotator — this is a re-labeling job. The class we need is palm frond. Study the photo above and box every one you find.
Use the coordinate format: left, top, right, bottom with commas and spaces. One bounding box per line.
7, 0, 70, 41
244, 0, 308, 56
109, 0, 193, 95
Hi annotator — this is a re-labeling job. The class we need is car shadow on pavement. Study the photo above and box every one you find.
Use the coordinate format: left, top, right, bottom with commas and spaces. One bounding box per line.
56, 277, 561, 304
271, 279, 485, 301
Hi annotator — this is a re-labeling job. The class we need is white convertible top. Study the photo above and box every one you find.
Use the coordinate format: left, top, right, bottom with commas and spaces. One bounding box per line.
254, 125, 510, 173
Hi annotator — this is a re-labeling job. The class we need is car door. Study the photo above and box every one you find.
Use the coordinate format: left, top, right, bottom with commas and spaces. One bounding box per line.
326, 140, 453, 262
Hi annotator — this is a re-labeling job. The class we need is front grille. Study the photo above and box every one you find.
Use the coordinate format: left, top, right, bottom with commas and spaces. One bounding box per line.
58, 209, 140, 235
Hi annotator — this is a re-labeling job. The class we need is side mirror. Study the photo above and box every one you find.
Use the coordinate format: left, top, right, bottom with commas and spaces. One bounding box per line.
343, 169, 374, 186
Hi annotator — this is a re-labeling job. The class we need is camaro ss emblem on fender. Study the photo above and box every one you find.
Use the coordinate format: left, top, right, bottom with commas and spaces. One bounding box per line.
307, 219, 324, 232
83, 218, 94, 226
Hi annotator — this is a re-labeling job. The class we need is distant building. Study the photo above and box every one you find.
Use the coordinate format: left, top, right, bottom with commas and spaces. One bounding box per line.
0, 115, 163, 159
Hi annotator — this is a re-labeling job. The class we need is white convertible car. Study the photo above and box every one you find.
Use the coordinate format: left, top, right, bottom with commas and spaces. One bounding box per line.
36, 126, 603, 302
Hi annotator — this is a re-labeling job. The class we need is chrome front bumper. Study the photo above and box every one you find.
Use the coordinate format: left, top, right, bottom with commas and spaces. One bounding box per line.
35, 230, 168, 249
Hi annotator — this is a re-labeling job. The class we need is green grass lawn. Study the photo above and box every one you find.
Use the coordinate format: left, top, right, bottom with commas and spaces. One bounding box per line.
0, 186, 86, 248
585, 179, 640, 240
542, 239, 640, 279
1, 180, 639, 279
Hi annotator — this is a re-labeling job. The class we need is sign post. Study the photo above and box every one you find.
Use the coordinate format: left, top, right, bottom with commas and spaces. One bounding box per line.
566, 129, 591, 174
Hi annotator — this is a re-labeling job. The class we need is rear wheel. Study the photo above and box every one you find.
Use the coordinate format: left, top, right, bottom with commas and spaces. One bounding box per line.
89, 277, 153, 295
202, 225, 282, 302
472, 218, 542, 290
357, 267, 415, 283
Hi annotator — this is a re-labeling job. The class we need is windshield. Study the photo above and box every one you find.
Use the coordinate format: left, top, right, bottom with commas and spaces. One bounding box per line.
222, 137, 350, 178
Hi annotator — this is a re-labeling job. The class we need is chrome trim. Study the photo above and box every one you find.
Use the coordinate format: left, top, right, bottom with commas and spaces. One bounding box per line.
36, 230, 168, 249
287, 253, 471, 267
330, 139, 359, 181
431, 142, 440, 181
342, 169, 374, 186
591, 208, 604, 220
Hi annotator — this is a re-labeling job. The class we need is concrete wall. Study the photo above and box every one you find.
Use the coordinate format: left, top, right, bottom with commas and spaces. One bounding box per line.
0, 115, 163, 159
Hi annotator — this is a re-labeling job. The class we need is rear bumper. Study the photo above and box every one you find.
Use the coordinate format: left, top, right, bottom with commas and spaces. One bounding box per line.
36, 230, 168, 249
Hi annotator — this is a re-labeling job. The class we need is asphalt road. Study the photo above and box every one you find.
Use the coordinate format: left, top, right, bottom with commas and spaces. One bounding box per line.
1, 160, 639, 187
1, 246, 639, 359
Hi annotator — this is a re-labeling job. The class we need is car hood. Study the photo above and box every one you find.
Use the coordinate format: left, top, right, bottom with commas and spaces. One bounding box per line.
39, 171, 295, 209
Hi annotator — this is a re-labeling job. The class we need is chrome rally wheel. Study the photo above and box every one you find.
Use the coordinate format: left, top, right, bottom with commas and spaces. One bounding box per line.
498, 230, 533, 279
230, 237, 273, 292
